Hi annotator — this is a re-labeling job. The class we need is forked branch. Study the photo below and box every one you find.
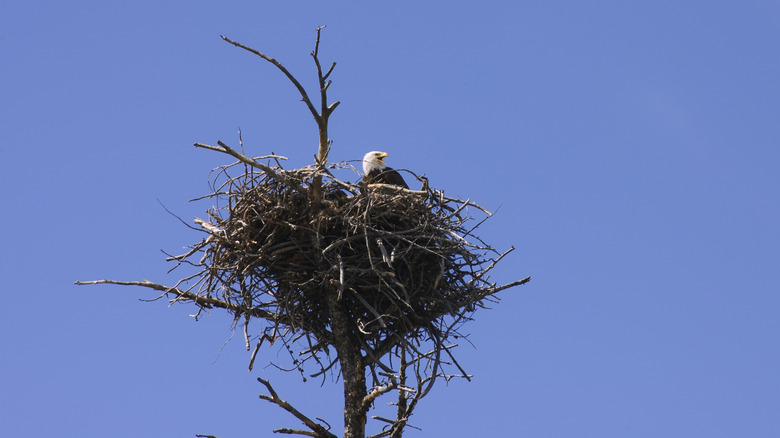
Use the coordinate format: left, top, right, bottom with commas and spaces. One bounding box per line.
257, 378, 337, 438
220, 30, 339, 167
312, 25, 341, 123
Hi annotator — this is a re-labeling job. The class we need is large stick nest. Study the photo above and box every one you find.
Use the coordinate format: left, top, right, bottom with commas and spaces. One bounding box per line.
176, 159, 521, 372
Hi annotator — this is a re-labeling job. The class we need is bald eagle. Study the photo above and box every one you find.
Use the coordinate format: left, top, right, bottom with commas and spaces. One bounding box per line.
362, 151, 409, 189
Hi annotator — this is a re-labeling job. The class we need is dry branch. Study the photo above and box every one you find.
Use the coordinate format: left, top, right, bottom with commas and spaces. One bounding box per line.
74, 279, 275, 320
221, 35, 321, 123
257, 378, 337, 438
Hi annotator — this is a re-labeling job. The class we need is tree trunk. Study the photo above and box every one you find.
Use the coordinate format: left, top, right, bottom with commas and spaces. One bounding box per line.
326, 292, 367, 438
310, 123, 328, 204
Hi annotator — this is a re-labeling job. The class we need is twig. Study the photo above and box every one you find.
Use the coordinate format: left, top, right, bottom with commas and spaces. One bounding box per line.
440, 193, 493, 215
273, 428, 318, 437
194, 142, 281, 177
194, 217, 222, 235
257, 378, 337, 438
489, 277, 531, 294
74, 279, 276, 321
362, 380, 398, 412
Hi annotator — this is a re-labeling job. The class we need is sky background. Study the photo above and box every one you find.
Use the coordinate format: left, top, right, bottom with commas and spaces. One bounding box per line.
2, 1, 779, 437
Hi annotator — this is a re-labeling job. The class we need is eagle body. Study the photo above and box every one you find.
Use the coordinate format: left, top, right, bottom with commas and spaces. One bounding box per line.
362, 151, 409, 189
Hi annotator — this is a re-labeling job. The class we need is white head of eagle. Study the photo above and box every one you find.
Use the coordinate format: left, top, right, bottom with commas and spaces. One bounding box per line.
362, 151, 409, 189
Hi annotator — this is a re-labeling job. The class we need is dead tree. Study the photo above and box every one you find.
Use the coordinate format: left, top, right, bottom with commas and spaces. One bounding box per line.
77, 27, 530, 438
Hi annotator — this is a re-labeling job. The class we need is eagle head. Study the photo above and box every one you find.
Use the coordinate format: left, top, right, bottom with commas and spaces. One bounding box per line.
363, 151, 389, 174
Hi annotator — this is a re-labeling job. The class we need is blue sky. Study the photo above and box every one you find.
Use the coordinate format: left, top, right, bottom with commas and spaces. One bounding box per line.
2, 1, 779, 437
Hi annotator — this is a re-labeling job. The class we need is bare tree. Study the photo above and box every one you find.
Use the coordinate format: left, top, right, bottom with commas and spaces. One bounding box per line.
77, 27, 529, 438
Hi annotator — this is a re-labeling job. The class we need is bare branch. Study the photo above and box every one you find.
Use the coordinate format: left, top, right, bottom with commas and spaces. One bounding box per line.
221, 35, 320, 123
194, 141, 278, 175
471, 246, 516, 283
194, 217, 222, 235
440, 193, 493, 216
323, 62, 336, 81
308, 26, 339, 203
312, 26, 335, 121
489, 276, 532, 294
74, 279, 275, 321
257, 378, 337, 438
362, 380, 398, 412
273, 428, 318, 437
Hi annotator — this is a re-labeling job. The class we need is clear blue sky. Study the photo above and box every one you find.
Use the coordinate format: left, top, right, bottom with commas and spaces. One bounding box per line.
2, 1, 779, 437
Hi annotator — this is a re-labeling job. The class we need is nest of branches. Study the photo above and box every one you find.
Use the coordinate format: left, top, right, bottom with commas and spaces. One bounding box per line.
77, 31, 532, 438
171, 154, 523, 375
